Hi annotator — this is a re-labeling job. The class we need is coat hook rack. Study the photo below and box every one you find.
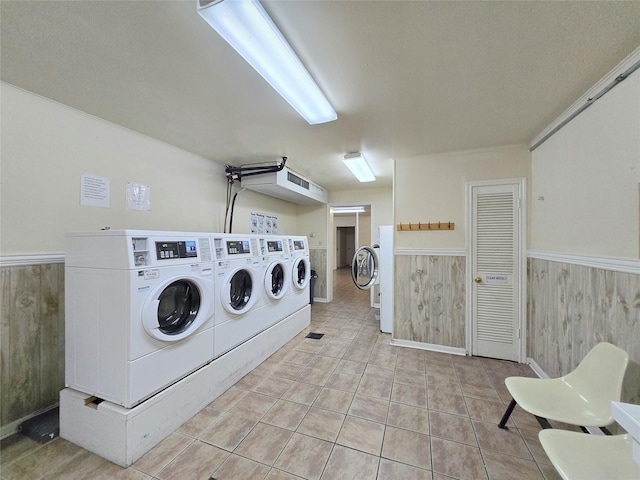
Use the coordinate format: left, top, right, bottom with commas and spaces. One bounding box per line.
396, 221, 455, 231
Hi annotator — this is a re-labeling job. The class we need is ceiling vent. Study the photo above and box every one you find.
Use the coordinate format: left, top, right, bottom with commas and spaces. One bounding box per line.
241, 165, 328, 205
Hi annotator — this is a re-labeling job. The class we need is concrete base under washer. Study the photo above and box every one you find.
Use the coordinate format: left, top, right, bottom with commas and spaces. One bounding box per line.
60, 305, 311, 467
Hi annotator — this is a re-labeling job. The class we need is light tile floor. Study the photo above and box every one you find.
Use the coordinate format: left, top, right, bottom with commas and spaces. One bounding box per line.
1, 268, 564, 480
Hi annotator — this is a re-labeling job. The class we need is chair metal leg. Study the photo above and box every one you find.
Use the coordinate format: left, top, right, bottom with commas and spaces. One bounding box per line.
578, 426, 612, 434
535, 416, 552, 429
498, 399, 517, 429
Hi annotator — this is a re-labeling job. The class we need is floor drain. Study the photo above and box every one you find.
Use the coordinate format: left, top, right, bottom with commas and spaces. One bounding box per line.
306, 332, 324, 340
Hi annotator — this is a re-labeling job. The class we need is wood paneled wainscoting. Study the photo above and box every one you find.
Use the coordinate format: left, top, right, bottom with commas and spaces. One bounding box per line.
392, 249, 640, 408
527, 253, 640, 405
1, 257, 65, 438
309, 246, 328, 302
393, 251, 466, 352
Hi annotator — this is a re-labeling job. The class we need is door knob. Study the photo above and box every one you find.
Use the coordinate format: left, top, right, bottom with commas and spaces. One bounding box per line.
474, 276, 482, 283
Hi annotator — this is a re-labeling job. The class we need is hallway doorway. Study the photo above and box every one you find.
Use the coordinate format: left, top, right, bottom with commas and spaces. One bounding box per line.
336, 227, 355, 268
329, 204, 372, 301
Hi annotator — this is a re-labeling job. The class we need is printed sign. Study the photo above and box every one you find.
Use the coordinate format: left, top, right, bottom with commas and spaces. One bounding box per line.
80, 173, 110, 208
250, 211, 280, 234
484, 274, 510, 285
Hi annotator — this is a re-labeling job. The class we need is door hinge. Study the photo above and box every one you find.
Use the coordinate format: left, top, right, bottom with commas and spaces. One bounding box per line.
516, 328, 521, 339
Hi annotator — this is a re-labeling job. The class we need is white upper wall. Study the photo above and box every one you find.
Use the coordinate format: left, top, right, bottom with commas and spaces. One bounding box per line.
329, 187, 394, 230
0, 84, 297, 255
223, 189, 297, 236
531, 68, 640, 259
395, 145, 531, 250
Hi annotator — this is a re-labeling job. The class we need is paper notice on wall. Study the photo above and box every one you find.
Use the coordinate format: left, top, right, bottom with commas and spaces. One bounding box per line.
126, 182, 151, 211
250, 212, 265, 234
80, 173, 110, 208
250, 211, 279, 234
265, 215, 275, 234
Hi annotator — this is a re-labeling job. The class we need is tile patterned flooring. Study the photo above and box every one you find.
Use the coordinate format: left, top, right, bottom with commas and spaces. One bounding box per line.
1, 269, 563, 480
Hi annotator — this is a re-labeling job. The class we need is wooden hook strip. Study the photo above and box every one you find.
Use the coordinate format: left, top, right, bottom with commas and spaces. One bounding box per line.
396, 222, 455, 231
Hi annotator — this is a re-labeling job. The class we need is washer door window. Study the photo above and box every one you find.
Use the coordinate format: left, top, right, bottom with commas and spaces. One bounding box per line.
222, 267, 259, 314
143, 277, 212, 342
351, 246, 379, 290
265, 261, 289, 300
292, 257, 310, 290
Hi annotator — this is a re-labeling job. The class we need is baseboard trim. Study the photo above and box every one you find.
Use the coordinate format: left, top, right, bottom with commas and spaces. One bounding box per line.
526, 357, 550, 379
0, 404, 59, 440
391, 338, 466, 356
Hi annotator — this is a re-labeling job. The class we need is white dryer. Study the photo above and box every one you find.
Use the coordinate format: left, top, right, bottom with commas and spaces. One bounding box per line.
350, 225, 394, 333
258, 236, 291, 326
65, 230, 215, 408
287, 235, 311, 315
212, 234, 272, 357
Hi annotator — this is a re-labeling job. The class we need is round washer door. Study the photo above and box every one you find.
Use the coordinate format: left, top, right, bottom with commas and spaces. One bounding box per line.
142, 275, 213, 342
264, 260, 289, 300
292, 257, 310, 290
221, 266, 259, 315
351, 246, 379, 290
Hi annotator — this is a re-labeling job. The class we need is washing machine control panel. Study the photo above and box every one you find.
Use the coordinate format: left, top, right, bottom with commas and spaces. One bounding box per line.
292, 239, 305, 251
155, 241, 198, 260
267, 240, 284, 253
226, 240, 251, 255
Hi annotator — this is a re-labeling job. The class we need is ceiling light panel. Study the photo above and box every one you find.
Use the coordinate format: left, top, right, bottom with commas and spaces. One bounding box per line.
197, 0, 337, 124
333, 206, 365, 213
343, 152, 375, 182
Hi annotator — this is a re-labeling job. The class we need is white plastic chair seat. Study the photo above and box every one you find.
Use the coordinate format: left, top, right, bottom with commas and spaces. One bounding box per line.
539, 430, 640, 480
505, 376, 614, 426
499, 343, 629, 430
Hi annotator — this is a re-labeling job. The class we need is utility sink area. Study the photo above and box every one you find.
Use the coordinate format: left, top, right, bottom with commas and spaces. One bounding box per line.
611, 401, 640, 466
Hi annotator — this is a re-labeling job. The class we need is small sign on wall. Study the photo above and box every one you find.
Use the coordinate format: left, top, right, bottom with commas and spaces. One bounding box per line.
80, 173, 110, 208
126, 182, 151, 211
484, 274, 511, 285
251, 211, 280, 234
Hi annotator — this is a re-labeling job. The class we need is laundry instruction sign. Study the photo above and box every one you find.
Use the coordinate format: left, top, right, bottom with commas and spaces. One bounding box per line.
80, 173, 110, 208
250, 211, 280, 234
484, 274, 511, 285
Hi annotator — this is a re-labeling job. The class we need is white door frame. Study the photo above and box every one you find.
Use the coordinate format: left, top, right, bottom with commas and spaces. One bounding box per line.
327, 202, 374, 302
464, 177, 527, 362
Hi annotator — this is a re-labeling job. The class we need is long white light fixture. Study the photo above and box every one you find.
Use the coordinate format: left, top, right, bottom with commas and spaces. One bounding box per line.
197, 0, 337, 125
343, 152, 375, 182
333, 206, 365, 214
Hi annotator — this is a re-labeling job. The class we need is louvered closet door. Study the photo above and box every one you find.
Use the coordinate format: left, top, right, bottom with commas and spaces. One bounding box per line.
471, 182, 522, 361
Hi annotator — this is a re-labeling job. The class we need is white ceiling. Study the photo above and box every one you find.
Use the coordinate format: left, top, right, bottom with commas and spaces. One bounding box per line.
2, 1, 639, 192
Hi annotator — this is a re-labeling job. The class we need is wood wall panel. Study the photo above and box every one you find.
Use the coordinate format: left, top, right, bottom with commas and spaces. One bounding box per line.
394, 255, 465, 348
2, 255, 637, 434
309, 248, 327, 300
528, 258, 640, 405
0, 263, 65, 432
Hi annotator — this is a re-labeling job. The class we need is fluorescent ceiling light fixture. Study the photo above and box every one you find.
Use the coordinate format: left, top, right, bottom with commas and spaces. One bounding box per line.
333, 206, 365, 214
197, 0, 337, 125
343, 152, 375, 182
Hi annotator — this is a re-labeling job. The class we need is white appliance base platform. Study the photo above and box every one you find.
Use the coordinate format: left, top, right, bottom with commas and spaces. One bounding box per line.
60, 305, 310, 467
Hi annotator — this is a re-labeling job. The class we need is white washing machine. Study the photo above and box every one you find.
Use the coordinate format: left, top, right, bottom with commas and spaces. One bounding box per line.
350, 225, 394, 333
287, 235, 311, 315
258, 235, 291, 326
212, 234, 274, 357
65, 230, 215, 408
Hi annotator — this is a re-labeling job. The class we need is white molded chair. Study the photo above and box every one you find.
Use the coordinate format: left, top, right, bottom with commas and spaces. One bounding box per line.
498, 342, 629, 433
538, 429, 640, 480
